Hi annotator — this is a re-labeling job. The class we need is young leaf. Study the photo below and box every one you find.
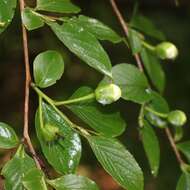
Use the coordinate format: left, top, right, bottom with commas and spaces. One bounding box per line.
48, 21, 112, 77
35, 102, 81, 174
36, 0, 81, 14
177, 141, 190, 162
22, 168, 48, 190
140, 120, 160, 176
176, 173, 190, 190
147, 90, 170, 114
33, 50, 64, 88
102, 63, 152, 104
130, 14, 166, 41
140, 47, 166, 93
1, 145, 36, 190
72, 15, 122, 43
0, 0, 17, 34
67, 86, 126, 137
21, 8, 44, 31
128, 29, 142, 54
0, 122, 19, 149
88, 136, 144, 190
47, 174, 100, 190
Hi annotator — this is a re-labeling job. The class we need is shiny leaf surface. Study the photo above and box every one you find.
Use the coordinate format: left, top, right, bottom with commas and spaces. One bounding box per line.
35, 102, 81, 174
0, 0, 17, 34
140, 120, 160, 176
47, 174, 100, 190
48, 21, 112, 77
33, 50, 64, 88
67, 86, 126, 137
106, 63, 152, 104
36, 0, 81, 14
22, 8, 44, 31
1, 145, 36, 190
72, 15, 122, 43
22, 168, 48, 190
0, 122, 19, 149
140, 47, 165, 93
88, 136, 144, 190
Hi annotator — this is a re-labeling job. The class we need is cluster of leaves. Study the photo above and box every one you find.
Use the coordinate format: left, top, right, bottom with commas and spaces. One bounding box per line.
0, 0, 189, 190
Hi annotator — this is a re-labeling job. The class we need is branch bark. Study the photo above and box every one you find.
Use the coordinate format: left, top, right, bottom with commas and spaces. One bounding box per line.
110, 0, 185, 166
19, 0, 41, 169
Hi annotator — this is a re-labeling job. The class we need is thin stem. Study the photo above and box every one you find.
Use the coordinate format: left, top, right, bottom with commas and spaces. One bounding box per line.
145, 106, 168, 118
165, 128, 185, 165
19, 0, 41, 169
32, 84, 93, 137
142, 41, 155, 52
110, 0, 144, 72
54, 93, 95, 106
110, 0, 186, 167
32, 85, 76, 127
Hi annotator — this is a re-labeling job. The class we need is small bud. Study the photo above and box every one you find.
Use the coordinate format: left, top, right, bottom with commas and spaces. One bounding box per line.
167, 110, 187, 127
95, 84, 121, 105
41, 123, 59, 142
155, 42, 178, 60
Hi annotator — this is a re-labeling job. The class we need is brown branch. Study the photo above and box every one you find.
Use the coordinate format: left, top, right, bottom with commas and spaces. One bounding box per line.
165, 128, 185, 165
110, 0, 185, 166
19, 0, 41, 169
109, 0, 144, 72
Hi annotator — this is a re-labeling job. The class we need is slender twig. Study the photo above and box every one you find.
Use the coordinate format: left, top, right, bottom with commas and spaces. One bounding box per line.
165, 128, 185, 165
19, 0, 41, 169
110, 0, 185, 166
109, 0, 144, 72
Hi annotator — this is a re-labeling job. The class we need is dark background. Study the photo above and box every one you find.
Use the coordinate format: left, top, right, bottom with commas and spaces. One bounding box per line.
0, 0, 190, 189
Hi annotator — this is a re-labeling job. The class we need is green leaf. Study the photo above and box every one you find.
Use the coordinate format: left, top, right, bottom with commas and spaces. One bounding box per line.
88, 136, 144, 190
1, 145, 36, 190
0, 0, 17, 34
176, 173, 190, 190
22, 168, 48, 190
130, 14, 166, 41
21, 8, 44, 31
140, 120, 160, 176
140, 47, 166, 93
147, 91, 170, 114
177, 141, 190, 163
47, 174, 99, 190
103, 63, 152, 104
33, 50, 64, 88
145, 112, 167, 128
48, 21, 112, 77
35, 102, 81, 174
72, 15, 122, 43
67, 86, 126, 137
0, 122, 19, 149
36, 0, 81, 14
128, 29, 142, 54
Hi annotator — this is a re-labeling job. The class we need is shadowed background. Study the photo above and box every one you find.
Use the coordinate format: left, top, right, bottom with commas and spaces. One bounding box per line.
0, 0, 190, 189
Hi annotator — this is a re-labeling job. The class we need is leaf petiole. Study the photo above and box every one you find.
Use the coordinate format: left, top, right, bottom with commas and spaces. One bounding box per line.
145, 106, 168, 118
54, 93, 95, 106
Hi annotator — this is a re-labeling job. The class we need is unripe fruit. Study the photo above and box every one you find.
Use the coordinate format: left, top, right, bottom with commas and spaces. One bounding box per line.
95, 84, 121, 105
155, 42, 178, 60
167, 110, 187, 127
41, 123, 59, 142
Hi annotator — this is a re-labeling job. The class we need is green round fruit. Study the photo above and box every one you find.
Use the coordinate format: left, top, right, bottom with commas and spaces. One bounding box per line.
155, 42, 178, 60
95, 84, 121, 105
167, 110, 187, 127
41, 123, 60, 142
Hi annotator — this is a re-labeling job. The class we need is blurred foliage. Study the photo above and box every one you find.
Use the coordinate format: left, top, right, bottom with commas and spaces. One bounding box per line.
1, 0, 190, 189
